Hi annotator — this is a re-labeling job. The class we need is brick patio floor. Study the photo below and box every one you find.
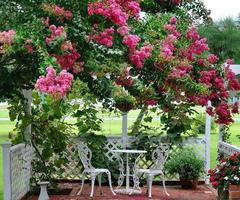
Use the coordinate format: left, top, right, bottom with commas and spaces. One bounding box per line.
26, 182, 217, 200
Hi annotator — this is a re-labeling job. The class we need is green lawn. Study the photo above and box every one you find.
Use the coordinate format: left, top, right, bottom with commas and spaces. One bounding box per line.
0, 108, 239, 198
0, 109, 9, 118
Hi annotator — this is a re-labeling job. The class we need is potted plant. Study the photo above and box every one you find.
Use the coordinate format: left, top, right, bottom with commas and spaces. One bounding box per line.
208, 153, 240, 200
166, 146, 204, 189
113, 86, 136, 112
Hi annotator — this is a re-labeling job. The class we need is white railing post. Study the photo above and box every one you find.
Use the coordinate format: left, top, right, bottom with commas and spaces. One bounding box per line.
218, 124, 223, 142
122, 112, 128, 149
22, 89, 32, 142
2, 141, 12, 200
205, 101, 211, 184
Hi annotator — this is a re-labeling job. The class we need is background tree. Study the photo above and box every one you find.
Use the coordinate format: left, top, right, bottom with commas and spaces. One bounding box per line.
199, 17, 240, 63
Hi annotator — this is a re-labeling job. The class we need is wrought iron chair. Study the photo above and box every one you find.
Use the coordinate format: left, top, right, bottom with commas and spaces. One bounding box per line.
76, 142, 116, 197
134, 144, 170, 198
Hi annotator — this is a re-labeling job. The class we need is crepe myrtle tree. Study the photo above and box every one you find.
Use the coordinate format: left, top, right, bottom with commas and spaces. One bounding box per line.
0, 0, 239, 140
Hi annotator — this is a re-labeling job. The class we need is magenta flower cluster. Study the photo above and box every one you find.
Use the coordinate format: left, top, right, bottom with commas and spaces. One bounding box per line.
35, 67, 73, 99
129, 44, 153, 69
88, 0, 140, 26
42, 4, 73, 20
0, 30, 16, 45
93, 27, 115, 47
45, 25, 67, 45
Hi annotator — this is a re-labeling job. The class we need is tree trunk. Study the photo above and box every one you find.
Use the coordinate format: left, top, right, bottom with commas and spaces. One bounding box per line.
130, 106, 148, 135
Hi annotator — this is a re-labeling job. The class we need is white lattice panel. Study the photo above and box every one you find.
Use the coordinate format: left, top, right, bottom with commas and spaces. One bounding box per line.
10, 144, 32, 200
53, 136, 206, 181
104, 136, 123, 161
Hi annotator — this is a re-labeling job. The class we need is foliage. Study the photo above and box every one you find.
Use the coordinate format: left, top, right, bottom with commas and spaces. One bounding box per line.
141, 0, 211, 24
209, 153, 240, 192
190, 112, 217, 135
9, 91, 74, 188
220, 125, 231, 143
131, 131, 164, 160
166, 146, 204, 180
199, 18, 240, 63
161, 105, 198, 142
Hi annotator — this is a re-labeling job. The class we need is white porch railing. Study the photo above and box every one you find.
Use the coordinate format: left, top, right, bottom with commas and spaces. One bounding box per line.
218, 141, 240, 158
1, 142, 32, 200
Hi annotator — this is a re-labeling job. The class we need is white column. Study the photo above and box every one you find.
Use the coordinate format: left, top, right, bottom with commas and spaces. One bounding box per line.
22, 89, 32, 142
2, 141, 12, 200
205, 101, 211, 184
218, 124, 223, 142
122, 112, 128, 149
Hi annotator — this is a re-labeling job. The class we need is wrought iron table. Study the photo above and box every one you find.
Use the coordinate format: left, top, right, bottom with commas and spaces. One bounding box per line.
111, 149, 147, 195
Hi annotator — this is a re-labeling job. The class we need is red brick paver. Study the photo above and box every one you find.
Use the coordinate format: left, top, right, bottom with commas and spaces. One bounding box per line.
26, 182, 217, 200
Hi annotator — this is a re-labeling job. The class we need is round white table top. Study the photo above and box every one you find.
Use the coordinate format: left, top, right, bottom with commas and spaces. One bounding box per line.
111, 149, 147, 154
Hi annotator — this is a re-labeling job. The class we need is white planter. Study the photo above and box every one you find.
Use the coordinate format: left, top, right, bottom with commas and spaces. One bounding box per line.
38, 181, 49, 200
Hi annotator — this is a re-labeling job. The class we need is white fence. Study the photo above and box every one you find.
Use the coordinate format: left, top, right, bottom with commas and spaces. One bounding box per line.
218, 141, 240, 159
2, 136, 206, 200
2, 142, 32, 200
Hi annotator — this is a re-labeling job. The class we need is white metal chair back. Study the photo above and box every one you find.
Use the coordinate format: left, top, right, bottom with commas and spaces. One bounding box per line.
150, 144, 169, 170
77, 142, 94, 170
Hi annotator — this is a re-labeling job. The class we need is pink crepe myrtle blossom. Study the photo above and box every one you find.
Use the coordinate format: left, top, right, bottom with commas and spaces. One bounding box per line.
53, 47, 81, 70
215, 102, 234, 124
232, 102, 239, 114
129, 44, 153, 69
225, 66, 240, 90
171, 0, 182, 5
199, 70, 217, 86
115, 68, 134, 87
144, 99, 158, 106
207, 54, 219, 64
88, 0, 140, 26
168, 63, 193, 78
160, 34, 177, 60
24, 39, 34, 53
214, 77, 225, 90
72, 62, 84, 74
0, 30, 16, 44
226, 58, 234, 65
206, 106, 214, 116
186, 27, 200, 41
42, 4, 73, 20
123, 34, 141, 51
45, 25, 67, 45
35, 66, 74, 99
88, 0, 129, 26
93, 27, 115, 47
164, 18, 181, 38
169, 16, 177, 24
117, 26, 129, 36
197, 58, 205, 67
61, 41, 73, 51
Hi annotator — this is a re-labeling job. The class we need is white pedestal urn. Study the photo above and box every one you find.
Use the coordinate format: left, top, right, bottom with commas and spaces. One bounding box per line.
38, 181, 49, 200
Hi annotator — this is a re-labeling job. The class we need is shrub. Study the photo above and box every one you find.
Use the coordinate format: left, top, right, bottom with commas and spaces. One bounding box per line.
166, 146, 204, 180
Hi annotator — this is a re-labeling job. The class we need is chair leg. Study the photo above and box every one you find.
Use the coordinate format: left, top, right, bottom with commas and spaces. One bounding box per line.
161, 172, 170, 196
107, 171, 116, 196
146, 176, 149, 194
90, 173, 96, 197
98, 173, 102, 195
148, 175, 153, 198
77, 172, 85, 195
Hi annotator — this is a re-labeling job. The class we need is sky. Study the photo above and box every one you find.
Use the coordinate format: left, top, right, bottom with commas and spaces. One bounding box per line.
202, 0, 240, 21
